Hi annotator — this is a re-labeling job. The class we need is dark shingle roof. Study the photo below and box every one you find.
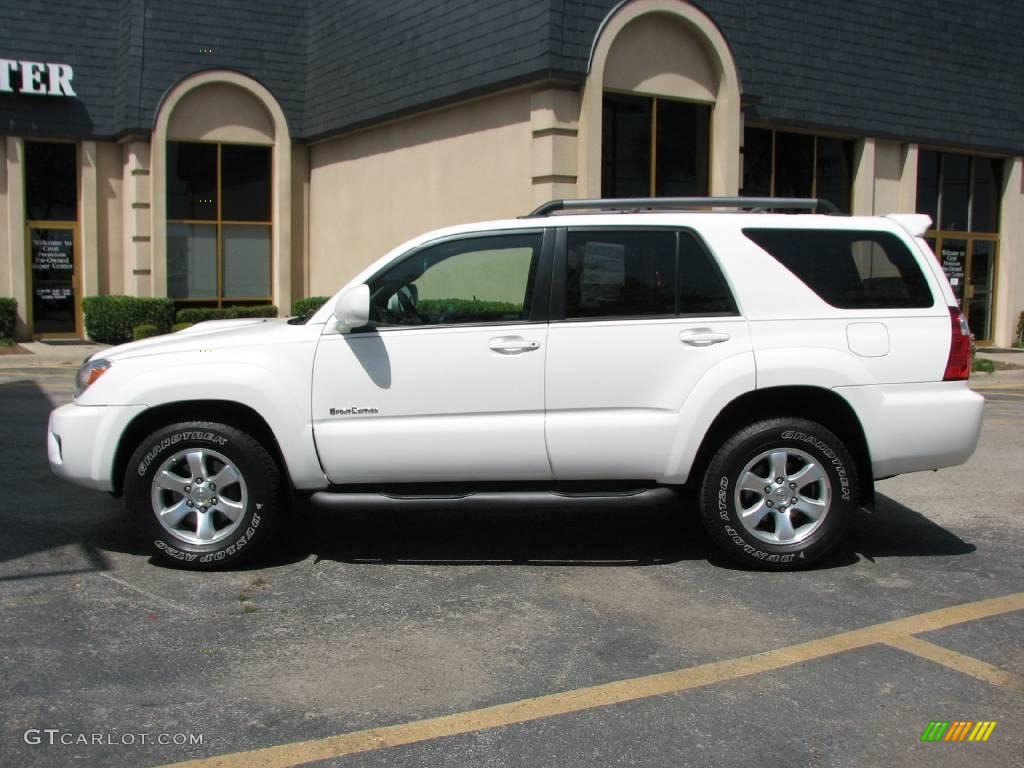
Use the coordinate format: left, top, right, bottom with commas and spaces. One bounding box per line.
1, 0, 1022, 154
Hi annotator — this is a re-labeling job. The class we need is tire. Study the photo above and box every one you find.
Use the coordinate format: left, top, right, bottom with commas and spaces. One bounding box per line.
699, 418, 859, 570
124, 421, 284, 570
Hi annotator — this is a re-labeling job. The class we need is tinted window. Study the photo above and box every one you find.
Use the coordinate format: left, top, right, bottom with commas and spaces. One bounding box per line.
167, 223, 217, 298
677, 232, 736, 315
167, 142, 217, 220
655, 100, 710, 196
971, 158, 1001, 233
940, 153, 970, 231
601, 93, 651, 197
742, 127, 772, 197
916, 150, 940, 228
773, 131, 814, 198
815, 137, 854, 214
566, 230, 674, 318
565, 230, 735, 319
367, 234, 541, 326
221, 145, 271, 222
743, 229, 934, 309
25, 142, 77, 221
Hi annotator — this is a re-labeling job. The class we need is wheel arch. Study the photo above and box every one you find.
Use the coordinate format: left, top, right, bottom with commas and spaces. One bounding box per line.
689, 386, 874, 508
110, 400, 291, 497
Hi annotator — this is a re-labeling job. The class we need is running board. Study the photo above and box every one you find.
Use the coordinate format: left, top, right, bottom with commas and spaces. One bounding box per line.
310, 486, 681, 511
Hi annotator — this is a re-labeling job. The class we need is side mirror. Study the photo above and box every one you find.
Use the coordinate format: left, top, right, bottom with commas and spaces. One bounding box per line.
333, 284, 370, 331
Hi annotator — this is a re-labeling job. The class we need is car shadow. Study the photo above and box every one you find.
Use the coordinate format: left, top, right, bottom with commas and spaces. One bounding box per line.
708, 491, 977, 572
844, 492, 977, 561
266, 489, 976, 571
0, 379, 150, 581
266, 497, 711, 568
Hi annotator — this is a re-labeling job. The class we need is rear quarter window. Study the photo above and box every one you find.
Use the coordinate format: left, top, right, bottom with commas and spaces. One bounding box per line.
742, 228, 934, 309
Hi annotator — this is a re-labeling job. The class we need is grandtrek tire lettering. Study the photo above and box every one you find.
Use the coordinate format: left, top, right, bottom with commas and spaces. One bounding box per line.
700, 418, 860, 570
137, 431, 229, 477
124, 423, 281, 570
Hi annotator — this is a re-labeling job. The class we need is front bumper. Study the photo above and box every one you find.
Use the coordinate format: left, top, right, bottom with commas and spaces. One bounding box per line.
48, 402, 148, 491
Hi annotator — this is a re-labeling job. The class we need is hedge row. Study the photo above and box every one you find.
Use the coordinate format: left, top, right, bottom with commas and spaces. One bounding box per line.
0, 297, 16, 339
133, 324, 161, 341
416, 298, 522, 321
175, 305, 278, 324
292, 296, 329, 317
82, 296, 176, 344
82, 296, 281, 343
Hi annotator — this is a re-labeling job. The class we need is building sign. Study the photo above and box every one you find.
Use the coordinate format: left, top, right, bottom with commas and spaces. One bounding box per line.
940, 241, 967, 303
30, 227, 77, 335
0, 59, 75, 96
32, 234, 74, 274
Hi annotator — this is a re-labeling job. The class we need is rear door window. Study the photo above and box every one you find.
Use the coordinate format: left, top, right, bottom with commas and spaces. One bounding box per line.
743, 228, 934, 309
563, 229, 736, 319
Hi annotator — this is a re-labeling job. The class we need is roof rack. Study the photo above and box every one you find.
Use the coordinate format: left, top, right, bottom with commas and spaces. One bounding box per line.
523, 196, 840, 218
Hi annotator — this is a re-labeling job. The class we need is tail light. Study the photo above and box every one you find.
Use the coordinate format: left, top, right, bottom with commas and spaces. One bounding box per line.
943, 306, 972, 381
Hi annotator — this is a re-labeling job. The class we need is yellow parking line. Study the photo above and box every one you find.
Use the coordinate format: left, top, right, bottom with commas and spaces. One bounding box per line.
884, 634, 1024, 693
155, 592, 1024, 768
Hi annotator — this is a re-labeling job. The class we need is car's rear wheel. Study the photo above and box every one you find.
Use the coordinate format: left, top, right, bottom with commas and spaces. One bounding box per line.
699, 417, 859, 569
124, 421, 283, 569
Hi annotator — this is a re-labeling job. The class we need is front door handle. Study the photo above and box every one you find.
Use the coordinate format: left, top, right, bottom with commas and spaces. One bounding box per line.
489, 337, 541, 354
680, 329, 730, 347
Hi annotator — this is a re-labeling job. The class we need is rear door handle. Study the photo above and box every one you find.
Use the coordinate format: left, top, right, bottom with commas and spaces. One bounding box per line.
679, 330, 730, 347
489, 337, 541, 354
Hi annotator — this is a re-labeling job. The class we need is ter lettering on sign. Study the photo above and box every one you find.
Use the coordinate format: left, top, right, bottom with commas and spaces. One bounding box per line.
0, 59, 76, 96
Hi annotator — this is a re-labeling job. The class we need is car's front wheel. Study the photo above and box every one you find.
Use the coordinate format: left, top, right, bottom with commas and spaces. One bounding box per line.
124, 421, 283, 569
699, 418, 859, 569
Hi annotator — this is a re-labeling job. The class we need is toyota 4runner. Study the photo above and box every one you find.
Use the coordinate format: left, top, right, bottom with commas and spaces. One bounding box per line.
48, 197, 984, 570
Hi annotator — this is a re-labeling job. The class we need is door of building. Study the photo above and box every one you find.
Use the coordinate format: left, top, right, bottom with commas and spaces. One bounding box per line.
926, 233, 998, 345
26, 223, 80, 338
24, 141, 81, 339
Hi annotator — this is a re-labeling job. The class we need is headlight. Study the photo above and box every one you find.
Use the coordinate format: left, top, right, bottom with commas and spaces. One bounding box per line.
73, 358, 112, 398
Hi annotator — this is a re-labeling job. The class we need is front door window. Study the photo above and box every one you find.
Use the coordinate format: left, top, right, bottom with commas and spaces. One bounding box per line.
366, 233, 541, 327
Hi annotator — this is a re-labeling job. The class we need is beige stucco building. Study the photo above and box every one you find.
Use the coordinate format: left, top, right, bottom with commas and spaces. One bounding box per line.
2, 0, 1022, 345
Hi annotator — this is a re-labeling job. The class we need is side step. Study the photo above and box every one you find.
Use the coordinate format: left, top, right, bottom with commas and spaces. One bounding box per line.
310, 486, 682, 512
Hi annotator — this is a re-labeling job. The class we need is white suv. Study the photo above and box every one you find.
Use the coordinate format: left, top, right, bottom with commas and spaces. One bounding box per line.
48, 198, 984, 570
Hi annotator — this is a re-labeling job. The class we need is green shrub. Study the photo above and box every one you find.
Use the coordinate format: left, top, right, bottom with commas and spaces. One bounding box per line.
0, 337, 15, 348
416, 298, 522, 321
133, 323, 161, 341
175, 305, 278, 324
292, 296, 329, 317
82, 296, 175, 344
972, 357, 996, 374
225, 305, 277, 319
175, 307, 225, 324
0, 297, 17, 338
172, 322, 193, 333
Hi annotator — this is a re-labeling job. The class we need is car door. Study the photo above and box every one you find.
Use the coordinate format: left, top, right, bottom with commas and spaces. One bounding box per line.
312, 229, 554, 484
544, 226, 753, 480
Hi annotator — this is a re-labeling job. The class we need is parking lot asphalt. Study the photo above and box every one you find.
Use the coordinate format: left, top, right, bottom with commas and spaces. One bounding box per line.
0, 367, 1021, 768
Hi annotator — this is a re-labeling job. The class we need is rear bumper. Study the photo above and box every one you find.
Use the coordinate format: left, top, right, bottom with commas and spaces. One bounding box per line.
836, 381, 984, 478
48, 402, 147, 491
